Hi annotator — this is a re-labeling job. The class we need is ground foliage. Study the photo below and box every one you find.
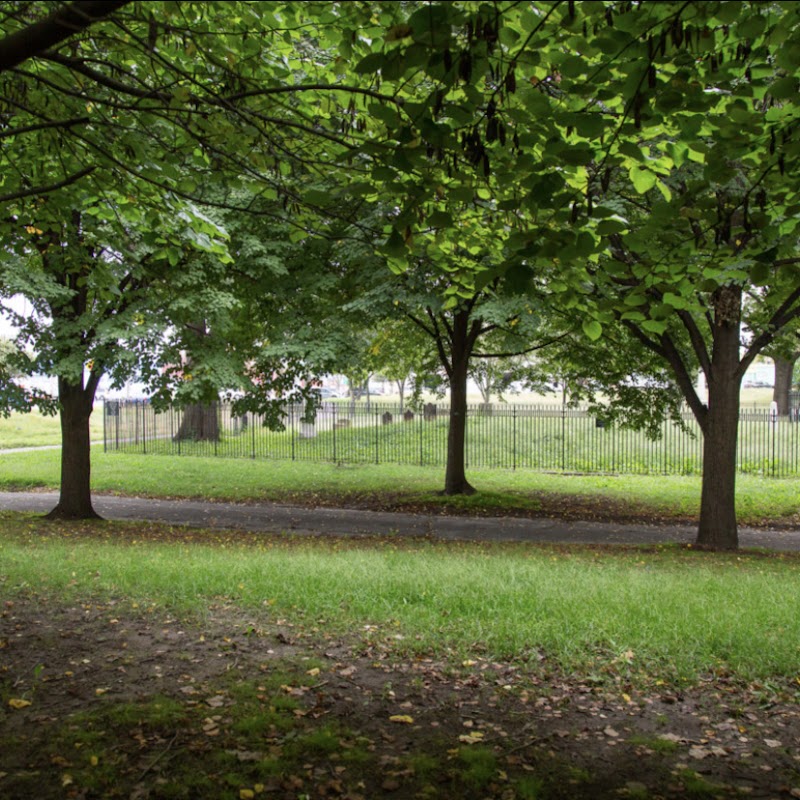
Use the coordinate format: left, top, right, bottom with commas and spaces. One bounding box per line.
1, 535, 799, 799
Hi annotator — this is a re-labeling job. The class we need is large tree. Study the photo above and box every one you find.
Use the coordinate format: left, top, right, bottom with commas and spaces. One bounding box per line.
0, 1, 407, 516
2, 187, 231, 518
358, 1, 800, 547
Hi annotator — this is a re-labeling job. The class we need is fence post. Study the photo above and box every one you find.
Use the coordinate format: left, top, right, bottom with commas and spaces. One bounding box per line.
289, 405, 294, 461
513, 406, 517, 471
771, 406, 777, 477
103, 400, 107, 453
142, 401, 147, 455
375, 408, 380, 465
561, 403, 566, 471
332, 404, 337, 463
115, 404, 119, 452
419, 413, 424, 467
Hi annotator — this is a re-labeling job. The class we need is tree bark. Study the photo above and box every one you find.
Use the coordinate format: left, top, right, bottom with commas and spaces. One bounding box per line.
174, 402, 220, 441
46, 376, 101, 520
773, 354, 798, 415
443, 311, 476, 495
0, 1, 131, 73
696, 287, 742, 551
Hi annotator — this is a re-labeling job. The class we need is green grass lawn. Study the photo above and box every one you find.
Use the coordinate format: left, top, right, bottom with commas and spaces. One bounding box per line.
0, 409, 104, 449
1, 448, 798, 526
3, 512, 799, 683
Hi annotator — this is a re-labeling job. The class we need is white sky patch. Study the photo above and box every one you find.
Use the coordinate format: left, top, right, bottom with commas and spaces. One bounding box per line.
0, 294, 31, 339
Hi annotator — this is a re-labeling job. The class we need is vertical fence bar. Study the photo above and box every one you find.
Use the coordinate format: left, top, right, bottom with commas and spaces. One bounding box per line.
332, 404, 337, 463
142, 401, 147, 455
513, 406, 517, 471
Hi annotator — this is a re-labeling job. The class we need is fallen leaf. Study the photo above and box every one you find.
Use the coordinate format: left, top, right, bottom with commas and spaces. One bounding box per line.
603, 726, 619, 738
764, 739, 782, 748
240, 791, 255, 800
459, 731, 485, 744
206, 695, 226, 708
389, 715, 414, 724
8, 698, 31, 709
94, 688, 108, 696
306, 667, 320, 677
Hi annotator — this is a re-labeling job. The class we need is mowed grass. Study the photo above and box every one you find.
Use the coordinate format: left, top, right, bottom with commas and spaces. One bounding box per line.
2, 512, 799, 684
1, 448, 799, 525
0, 409, 104, 449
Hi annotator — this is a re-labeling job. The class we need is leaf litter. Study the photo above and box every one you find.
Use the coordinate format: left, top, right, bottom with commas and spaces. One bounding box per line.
0, 596, 799, 799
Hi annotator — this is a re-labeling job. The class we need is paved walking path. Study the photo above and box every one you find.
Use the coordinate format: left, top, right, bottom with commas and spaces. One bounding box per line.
2, 491, 799, 551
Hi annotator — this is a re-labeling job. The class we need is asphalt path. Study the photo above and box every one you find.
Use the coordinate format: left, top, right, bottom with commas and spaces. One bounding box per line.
2, 491, 800, 551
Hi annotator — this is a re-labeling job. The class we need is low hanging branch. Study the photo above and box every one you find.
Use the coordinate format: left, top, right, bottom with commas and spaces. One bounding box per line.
0, 1, 130, 72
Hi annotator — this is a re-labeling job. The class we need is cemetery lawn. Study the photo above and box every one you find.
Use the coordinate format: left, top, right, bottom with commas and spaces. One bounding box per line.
1, 449, 799, 528
1, 515, 799, 799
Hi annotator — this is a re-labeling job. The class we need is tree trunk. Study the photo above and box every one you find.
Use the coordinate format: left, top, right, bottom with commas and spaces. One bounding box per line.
696, 287, 742, 551
46, 376, 100, 520
773, 354, 798, 416
443, 311, 475, 495
175, 402, 220, 441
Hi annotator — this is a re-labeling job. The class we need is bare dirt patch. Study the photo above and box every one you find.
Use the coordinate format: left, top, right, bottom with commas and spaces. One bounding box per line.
2, 596, 799, 799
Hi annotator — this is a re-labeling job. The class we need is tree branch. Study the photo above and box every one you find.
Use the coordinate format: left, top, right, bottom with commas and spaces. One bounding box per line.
738, 284, 800, 380
675, 309, 712, 380
0, 165, 95, 203
0, 115, 90, 140
472, 331, 572, 358
0, 1, 130, 73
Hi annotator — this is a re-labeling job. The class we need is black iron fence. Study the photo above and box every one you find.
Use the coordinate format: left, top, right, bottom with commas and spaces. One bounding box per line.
103, 400, 800, 477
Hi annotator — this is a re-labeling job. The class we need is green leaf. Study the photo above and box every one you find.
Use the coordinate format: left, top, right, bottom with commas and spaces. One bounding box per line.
384, 228, 407, 258
354, 52, 385, 75
582, 319, 602, 341
629, 165, 657, 194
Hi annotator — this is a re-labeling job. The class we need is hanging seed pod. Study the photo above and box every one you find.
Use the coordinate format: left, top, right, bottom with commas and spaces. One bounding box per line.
459, 52, 473, 83
505, 65, 517, 94
648, 65, 657, 88
770, 129, 776, 155
605, 8, 614, 26
486, 117, 498, 142
779, 154, 786, 175
568, 0, 575, 21
601, 168, 611, 193
571, 201, 580, 224
487, 99, 497, 119
498, 122, 507, 146
444, 48, 453, 72
483, 152, 491, 177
